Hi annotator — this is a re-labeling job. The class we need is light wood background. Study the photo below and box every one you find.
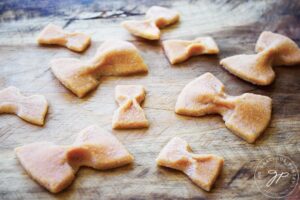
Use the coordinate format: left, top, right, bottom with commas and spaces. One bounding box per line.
0, 0, 299, 199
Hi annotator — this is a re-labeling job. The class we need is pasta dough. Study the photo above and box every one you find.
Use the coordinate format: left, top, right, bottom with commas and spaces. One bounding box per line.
220, 31, 300, 85
0, 86, 48, 125
37, 23, 91, 52
112, 85, 149, 129
122, 6, 179, 40
175, 73, 272, 143
156, 137, 224, 191
51, 40, 148, 97
163, 37, 219, 64
15, 125, 134, 193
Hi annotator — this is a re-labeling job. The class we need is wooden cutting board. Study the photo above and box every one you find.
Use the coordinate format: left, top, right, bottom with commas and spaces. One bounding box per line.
0, 0, 299, 199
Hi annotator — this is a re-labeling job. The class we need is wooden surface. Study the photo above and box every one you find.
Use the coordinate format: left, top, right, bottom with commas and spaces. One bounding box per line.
0, 0, 300, 199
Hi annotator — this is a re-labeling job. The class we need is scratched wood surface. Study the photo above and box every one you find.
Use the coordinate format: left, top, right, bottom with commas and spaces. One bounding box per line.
0, 0, 300, 199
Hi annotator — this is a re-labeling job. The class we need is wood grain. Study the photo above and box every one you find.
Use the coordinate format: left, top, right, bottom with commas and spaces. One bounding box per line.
0, 0, 299, 199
